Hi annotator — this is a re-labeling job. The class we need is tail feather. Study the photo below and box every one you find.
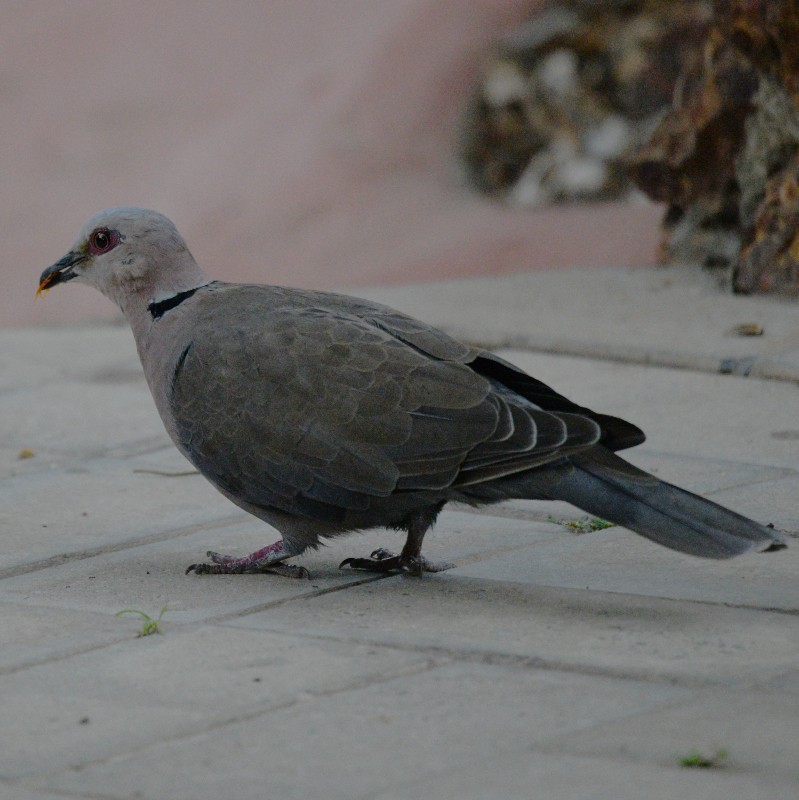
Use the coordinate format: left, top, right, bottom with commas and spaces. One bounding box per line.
553, 449, 786, 559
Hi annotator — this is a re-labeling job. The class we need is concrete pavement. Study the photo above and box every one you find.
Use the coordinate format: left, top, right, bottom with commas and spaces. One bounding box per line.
1, 264, 798, 799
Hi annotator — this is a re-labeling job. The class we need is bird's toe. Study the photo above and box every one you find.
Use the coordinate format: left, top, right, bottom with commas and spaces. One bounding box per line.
340, 550, 453, 575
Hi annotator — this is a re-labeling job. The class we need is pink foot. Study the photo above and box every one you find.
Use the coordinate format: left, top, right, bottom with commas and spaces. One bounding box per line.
185, 540, 309, 578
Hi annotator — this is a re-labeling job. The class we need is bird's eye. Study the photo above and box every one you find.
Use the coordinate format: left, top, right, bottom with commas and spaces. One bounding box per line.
88, 228, 120, 255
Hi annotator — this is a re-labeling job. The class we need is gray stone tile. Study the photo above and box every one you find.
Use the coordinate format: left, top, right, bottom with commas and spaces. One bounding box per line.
0, 326, 137, 394
454, 525, 799, 610
226, 574, 799, 684
0, 457, 236, 573
4, 291, 799, 800
491, 350, 799, 470
30, 662, 688, 799
370, 751, 799, 800
0, 603, 126, 673
0, 379, 163, 459
0, 521, 348, 624
361, 266, 799, 377
623, 450, 794, 495
550, 681, 799, 781
709, 474, 799, 532
1, 625, 432, 779
0, 785, 89, 800
0, 510, 558, 623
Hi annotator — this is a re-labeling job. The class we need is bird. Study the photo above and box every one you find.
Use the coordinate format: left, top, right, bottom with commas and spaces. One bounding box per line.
38, 207, 786, 578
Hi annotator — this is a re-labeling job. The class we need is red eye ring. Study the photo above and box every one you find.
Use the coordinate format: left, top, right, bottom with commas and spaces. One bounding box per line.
88, 228, 121, 255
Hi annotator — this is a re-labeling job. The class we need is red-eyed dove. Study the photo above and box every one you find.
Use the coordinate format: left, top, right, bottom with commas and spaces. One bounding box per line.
38, 208, 786, 577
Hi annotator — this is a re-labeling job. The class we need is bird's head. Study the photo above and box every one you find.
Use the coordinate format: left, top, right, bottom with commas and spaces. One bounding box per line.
38, 207, 208, 312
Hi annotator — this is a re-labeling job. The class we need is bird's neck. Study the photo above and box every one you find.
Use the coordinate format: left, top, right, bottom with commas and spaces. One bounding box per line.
123, 278, 207, 335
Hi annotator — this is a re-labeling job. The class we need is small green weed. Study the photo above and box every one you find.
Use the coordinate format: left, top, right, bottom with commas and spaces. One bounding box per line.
115, 605, 168, 637
678, 749, 729, 769
548, 515, 614, 534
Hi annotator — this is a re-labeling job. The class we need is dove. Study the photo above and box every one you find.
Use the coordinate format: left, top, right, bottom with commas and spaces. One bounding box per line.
38, 207, 786, 577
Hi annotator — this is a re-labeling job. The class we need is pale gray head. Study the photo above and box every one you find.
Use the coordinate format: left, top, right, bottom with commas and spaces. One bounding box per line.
38, 207, 210, 313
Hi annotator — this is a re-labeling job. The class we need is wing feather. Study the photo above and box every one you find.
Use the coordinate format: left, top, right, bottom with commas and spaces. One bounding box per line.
169, 284, 609, 521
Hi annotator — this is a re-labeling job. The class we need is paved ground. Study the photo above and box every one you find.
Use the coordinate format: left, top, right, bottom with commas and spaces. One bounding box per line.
2, 265, 797, 799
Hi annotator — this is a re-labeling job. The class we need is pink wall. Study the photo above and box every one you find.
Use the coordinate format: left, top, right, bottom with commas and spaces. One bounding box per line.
2, 1, 661, 327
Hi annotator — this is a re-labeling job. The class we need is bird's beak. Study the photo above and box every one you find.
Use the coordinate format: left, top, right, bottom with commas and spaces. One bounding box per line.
36, 252, 87, 297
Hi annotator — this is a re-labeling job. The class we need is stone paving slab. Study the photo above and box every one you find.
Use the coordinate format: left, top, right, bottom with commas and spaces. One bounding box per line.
453, 526, 799, 609
548, 676, 799, 781
0, 789, 77, 800
0, 603, 127, 674
26, 662, 689, 800
709, 474, 799, 532
626, 450, 794, 494
491, 350, 799, 470
359, 266, 799, 380
0, 511, 558, 629
226, 574, 799, 685
2, 298, 798, 799
0, 457, 234, 574
0, 326, 138, 402
0, 379, 160, 458
367, 752, 799, 800
1, 625, 433, 779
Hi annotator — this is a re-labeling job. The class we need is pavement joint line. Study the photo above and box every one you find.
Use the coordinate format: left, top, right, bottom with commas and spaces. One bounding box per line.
201, 572, 395, 624
452, 331, 799, 385
630, 448, 798, 474
214, 620, 756, 690
0, 585, 405, 677
1, 565, 793, 680
530, 731, 797, 781
8, 782, 120, 800
499, 582, 799, 617
28, 632, 784, 787
706, 477, 799, 498
0, 514, 250, 581
714, 601, 799, 616
36, 556, 799, 617
13, 656, 449, 784
532, 736, 796, 780
198, 539, 569, 625
106, 438, 180, 460
535, 689, 708, 747
0, 633, 135, 678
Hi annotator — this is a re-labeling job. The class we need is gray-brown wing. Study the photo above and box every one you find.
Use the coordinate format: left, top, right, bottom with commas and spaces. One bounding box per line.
169, 287, 600, 522
329, 293, 644, 451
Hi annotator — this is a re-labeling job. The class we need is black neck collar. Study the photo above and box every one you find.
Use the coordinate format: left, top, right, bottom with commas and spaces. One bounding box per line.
148, 287, 200, 320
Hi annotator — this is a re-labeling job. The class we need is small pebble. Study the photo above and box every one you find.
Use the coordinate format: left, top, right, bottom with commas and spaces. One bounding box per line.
731, 323, 764, 336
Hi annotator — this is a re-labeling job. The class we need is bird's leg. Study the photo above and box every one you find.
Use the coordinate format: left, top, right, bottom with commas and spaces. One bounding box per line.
340, 504, 453, 576
186, 539, 309, 578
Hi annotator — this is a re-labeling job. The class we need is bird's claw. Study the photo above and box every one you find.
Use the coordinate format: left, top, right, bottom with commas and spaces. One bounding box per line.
340, 548, 453, 576
186, 551, 310, 579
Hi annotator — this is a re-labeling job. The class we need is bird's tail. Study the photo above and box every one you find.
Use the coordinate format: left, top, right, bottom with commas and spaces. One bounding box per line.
551, 448, 786, 559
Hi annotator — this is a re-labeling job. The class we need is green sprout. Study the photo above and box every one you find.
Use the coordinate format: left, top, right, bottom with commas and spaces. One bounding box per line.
547, 515, 614, 533
115, 605, 168, 637
678, 749, 729, 769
